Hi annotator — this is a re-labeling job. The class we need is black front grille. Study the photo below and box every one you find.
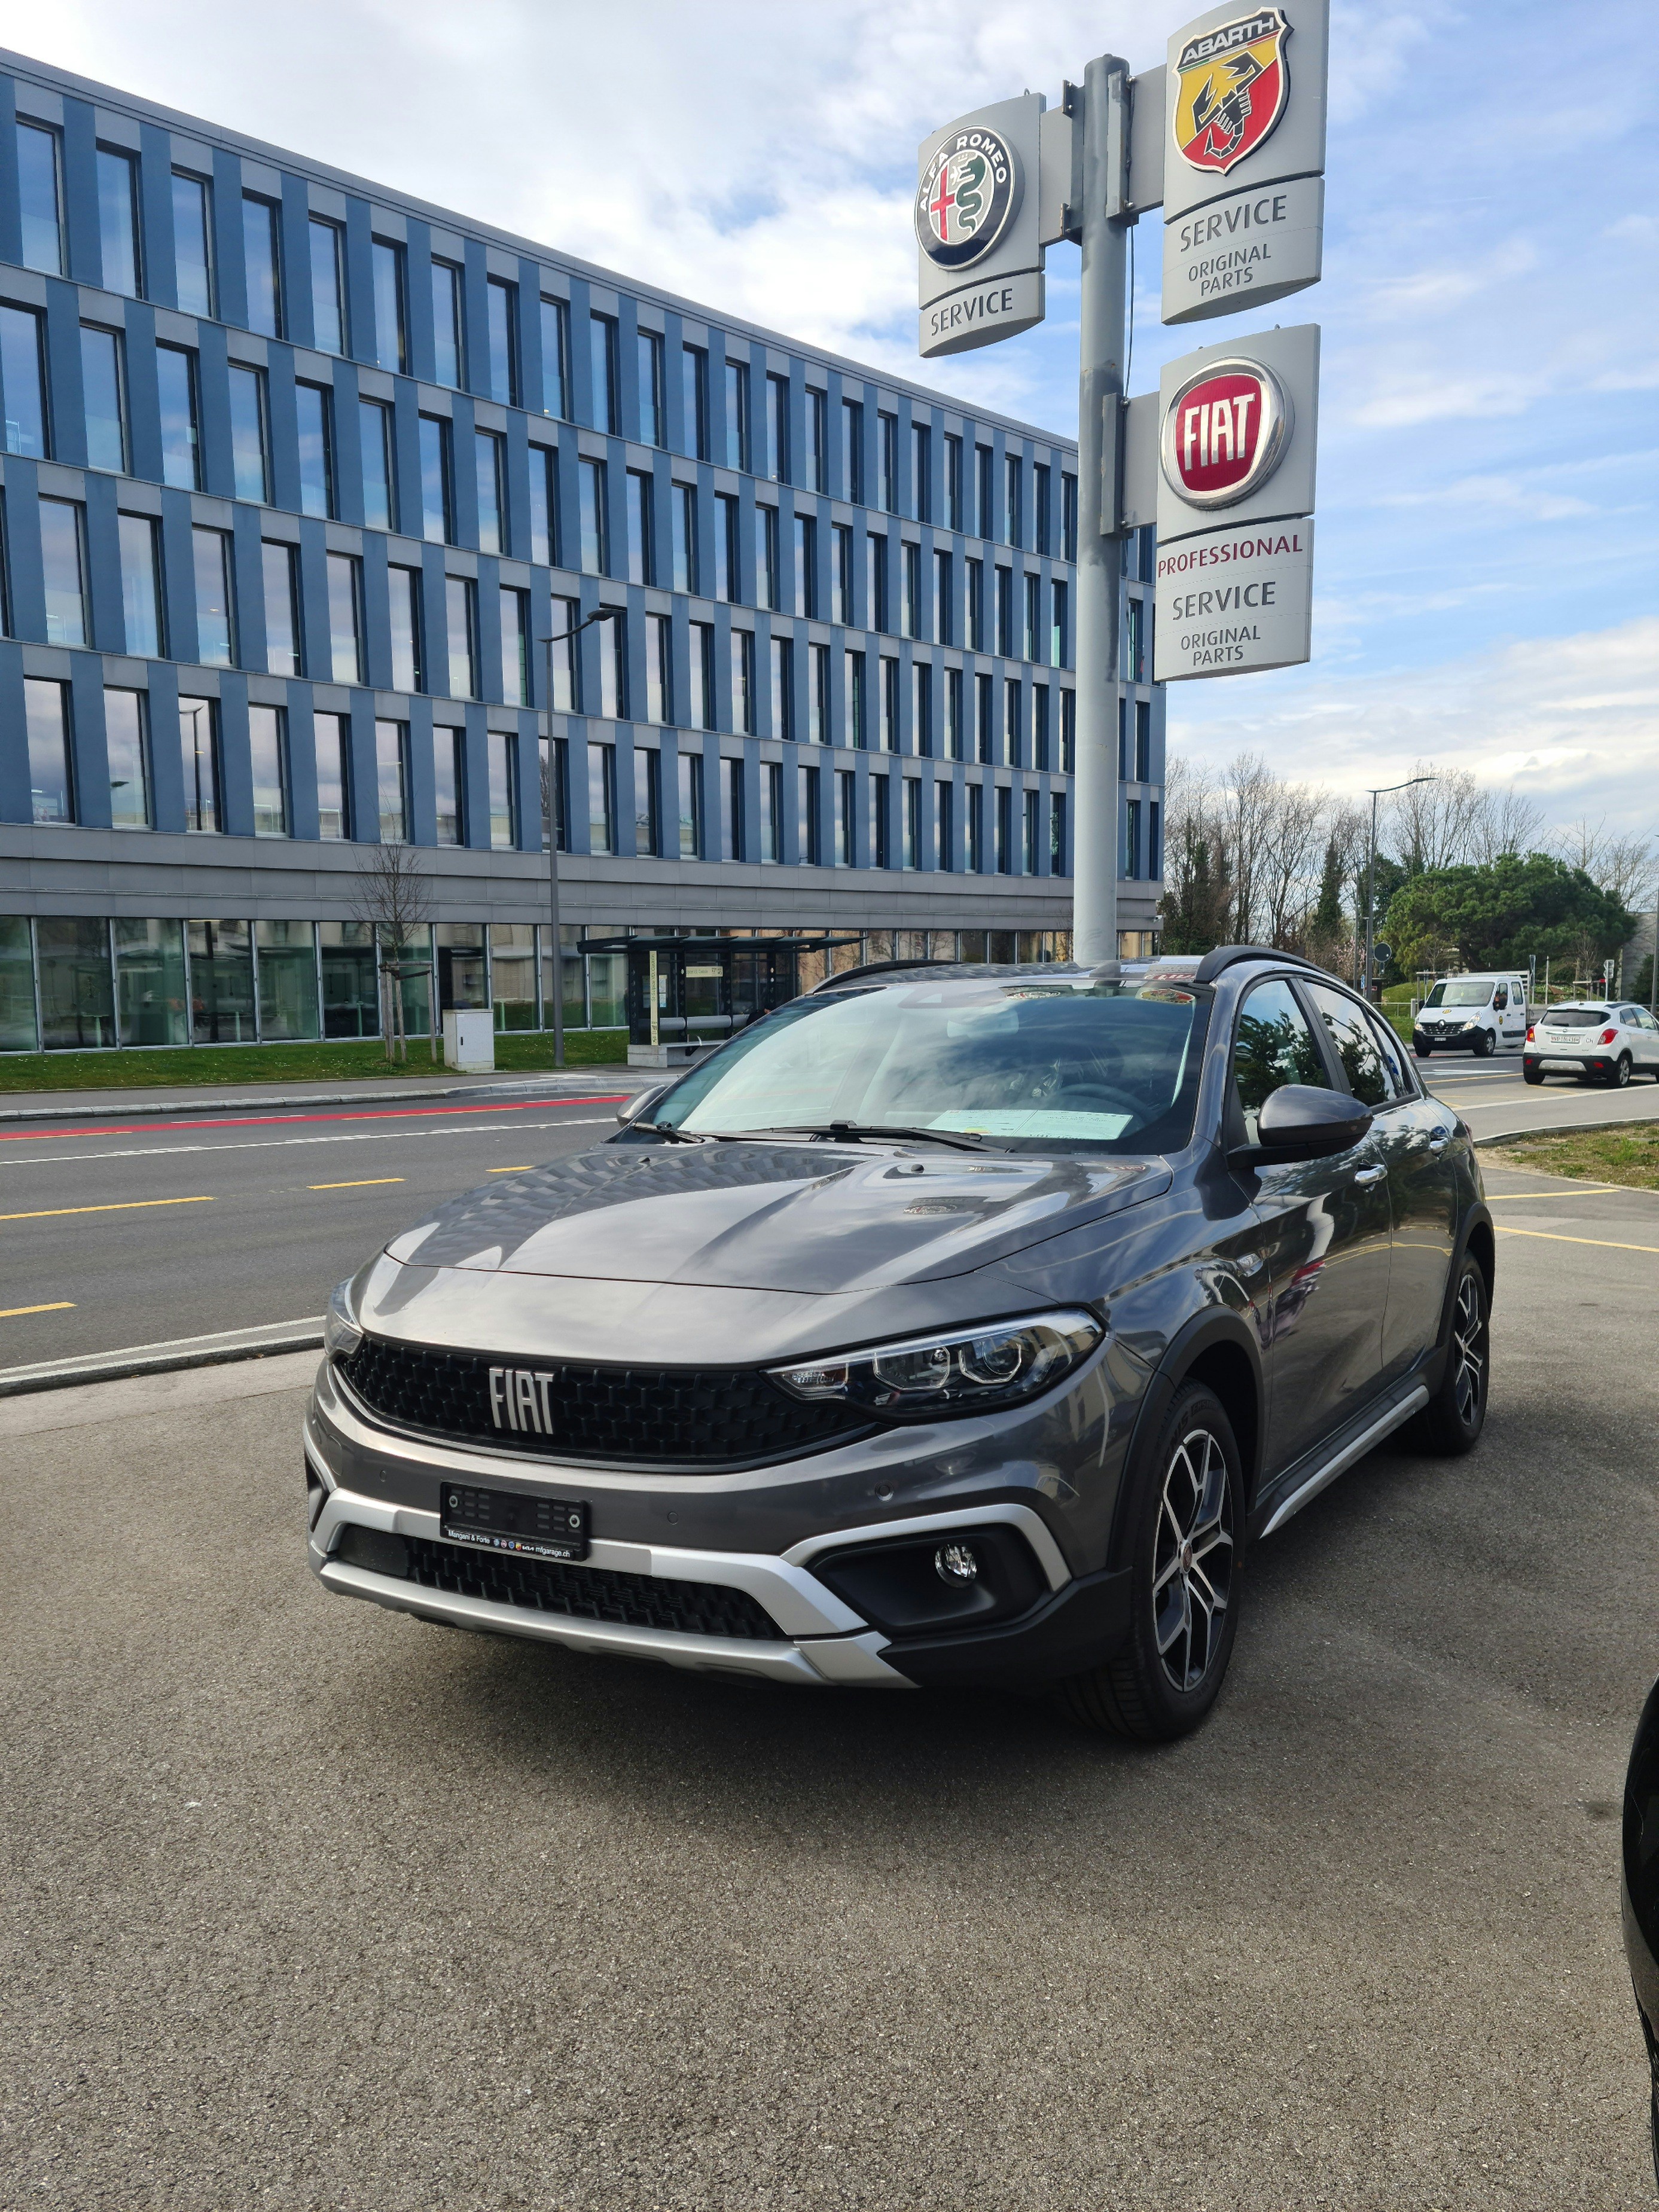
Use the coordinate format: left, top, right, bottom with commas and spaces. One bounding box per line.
337, 1335, 868, 1467
379, 1531, 783, 1642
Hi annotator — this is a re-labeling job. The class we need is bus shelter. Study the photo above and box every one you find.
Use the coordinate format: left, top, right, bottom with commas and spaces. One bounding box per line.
579, 935, 859, 1066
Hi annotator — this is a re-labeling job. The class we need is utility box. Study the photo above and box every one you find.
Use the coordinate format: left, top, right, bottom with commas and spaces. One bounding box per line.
443, 1008, 495, 1072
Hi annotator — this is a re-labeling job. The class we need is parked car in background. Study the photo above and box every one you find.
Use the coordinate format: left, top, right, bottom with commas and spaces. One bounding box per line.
1524, 1001, 1659, 1087
1412, 974, 1530, 1058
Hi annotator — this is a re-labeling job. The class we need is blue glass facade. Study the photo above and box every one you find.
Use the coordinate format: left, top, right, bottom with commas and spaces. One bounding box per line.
0, 49, 1164, 1051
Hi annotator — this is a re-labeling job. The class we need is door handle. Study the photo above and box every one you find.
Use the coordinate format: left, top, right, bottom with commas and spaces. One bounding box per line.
1428, 1135, 1449, 1152
1353, 1164, 1387, 1184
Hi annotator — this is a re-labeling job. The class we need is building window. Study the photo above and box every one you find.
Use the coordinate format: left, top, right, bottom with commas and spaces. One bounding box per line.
242, 197, 283, 337
681, 344, 708, 459
646, 610, 672, 724
800, 761, 821, 863
1149, 799, 1163, 880
314, 712, 349, 838
809, 641, 830, 745
691, 622, 716, 729
1124, 797, 1142, 880
913, 661, 933, 758
154, 341, 202, 487
500, 587, 529, 707
418, 414, 452, 542
446, 575, 477, 698
966, 557, 984, 651
172, 171, 214, 316
635, 747, 661, 856
486, 277, 518, 405
590, 312, 619, 434
1136, 697, 1152, 781
118, 512, 164, 658
1051, 792, 1068, 877
836, 395, 862, 504
975, 444, 993, 538
766, 373, 790, 482
17, 124, 63, 274
262, 541, 303, 677
80, 325, 127, 472
904, 541, 922, 639
580, 457, 609, 575
227, 363, 269, 503
726, 756, 745, 861
432, 261, 464, 387
588, 742, 616, 853
936, 779, 954, 870
548, 596, 580, 712
669, 481, 697, 595
104, 688, 150, 828
39, 499, 87, 646
434, 728, 462, 844
946, 667, 963, 760
879, 411, 898, 513
944, 432, 963, 530
835, 768, 855, 866
715, 492, 740, 602
995, 567, 1013, 657
725, 358, 750, 471
678, 751, 703, 858
1033, 682, 1050, 770
624, 327, 663, 450
996, 783, 1013, 874
1051, 578, 1069, 668
539, 296, 570, 419
870, 771, 891, 867
373, 719, 408, 841
371, 239, 406, 372
806, 388, 827, 492
869, 532, 889, 632
912, 423, 931, 523
527, 446, 558, 567
833, 521, 853, 626
599, 609, 627, 719
295, 383, 334, 518
904, 777, 921, 870
756, 504, 779, 609
360, 398, 395, 531
326, 552, 364, 684
179, 696, 218, 831
475, 428, 505, 554
880, 655, 899, 750
933, 548, 953, 646
490, 733, 517, 849
1062, 472, 1078, 562
25, 677, 72, 823
731, 628, 755, 734
760, 760, 782, 862
1024, 572, 1041, 663
845, 649, 866, 747
1024, 787, 1039, 874
1035, 463, 1051, 554
0, 304, 46, 460
626, 469, 654, 585
389, 566, 423, 693
249, 704, 288, 834
1006, 454, 1023, 547
770, 634, 794, 740
1127, 597, 1146, 683
308, 219, 345, 353
1060, 689, 1076, 774
975, 671, 993, 762
1005, 678, 1021, 765
794, 513, 816, 618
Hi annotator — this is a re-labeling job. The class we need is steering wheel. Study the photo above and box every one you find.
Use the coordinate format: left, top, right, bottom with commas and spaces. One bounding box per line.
1049, 1079, 1142, 1117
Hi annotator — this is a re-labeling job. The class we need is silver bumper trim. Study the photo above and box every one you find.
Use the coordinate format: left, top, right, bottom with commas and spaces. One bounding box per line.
783, 1502, 1071, 1592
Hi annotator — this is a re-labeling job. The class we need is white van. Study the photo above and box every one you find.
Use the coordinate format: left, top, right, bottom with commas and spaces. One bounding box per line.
1410, 973, 1530, 1057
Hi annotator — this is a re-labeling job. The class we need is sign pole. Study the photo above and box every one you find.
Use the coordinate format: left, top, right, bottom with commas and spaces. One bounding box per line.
1071, 56, 1130, 970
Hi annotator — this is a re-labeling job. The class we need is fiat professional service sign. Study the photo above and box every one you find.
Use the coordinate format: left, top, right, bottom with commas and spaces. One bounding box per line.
917, 93, 1044, 358
1155, 520, 1315, 679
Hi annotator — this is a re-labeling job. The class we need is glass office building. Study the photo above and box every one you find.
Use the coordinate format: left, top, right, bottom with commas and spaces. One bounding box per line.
0, 49, 1165, 1052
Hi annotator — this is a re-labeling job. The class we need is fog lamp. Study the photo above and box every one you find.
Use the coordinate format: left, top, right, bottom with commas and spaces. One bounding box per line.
935, 1542, 979, 1586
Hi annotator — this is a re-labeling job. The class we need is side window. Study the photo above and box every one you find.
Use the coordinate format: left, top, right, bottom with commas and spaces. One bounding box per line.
1304, 982, 1390, 1107
1363, 1008, 1411, 1099
1492, 986, 1507, 1011
1232, 980, 1331, 1143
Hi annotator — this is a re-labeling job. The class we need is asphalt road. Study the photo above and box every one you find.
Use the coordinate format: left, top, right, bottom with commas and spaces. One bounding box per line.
2, 1163, 1657, 2207
1414, 1042, 1659, 1141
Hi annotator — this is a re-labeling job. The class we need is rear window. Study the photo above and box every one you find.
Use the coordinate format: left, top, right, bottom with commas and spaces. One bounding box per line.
1545, 1007, 1607, 1027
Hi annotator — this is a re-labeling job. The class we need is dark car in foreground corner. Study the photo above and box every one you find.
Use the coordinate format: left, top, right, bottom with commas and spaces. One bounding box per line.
1623, 1683, 1659, 2185
305, 946, 1493, 1740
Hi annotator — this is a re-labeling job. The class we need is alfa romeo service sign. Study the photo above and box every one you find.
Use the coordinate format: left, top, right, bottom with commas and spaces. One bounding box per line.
1154, 519, 1314, 680
916, 94, 1044, 358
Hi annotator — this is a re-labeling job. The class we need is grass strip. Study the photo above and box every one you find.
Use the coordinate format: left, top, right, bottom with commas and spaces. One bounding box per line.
1487, 1124, 1659, 1191
0, 1030, 630, 1094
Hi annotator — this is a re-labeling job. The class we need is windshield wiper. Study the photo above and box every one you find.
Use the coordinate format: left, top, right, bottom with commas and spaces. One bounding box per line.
748, 1121, 1005, 1152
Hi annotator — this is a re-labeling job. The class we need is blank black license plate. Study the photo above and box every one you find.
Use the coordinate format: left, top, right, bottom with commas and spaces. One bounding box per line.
440, 1482, 589, 1563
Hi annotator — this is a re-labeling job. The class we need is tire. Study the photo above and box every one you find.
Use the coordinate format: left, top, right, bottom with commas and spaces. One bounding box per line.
1404, 1254, 1489, 1457
1611, 1053, 1633, 1089
1473, 1030, 1493, 1058
1416, 1043, 1432, 1057
1523, 1067, 1544, 1086
1051, 1383, 1243, 1743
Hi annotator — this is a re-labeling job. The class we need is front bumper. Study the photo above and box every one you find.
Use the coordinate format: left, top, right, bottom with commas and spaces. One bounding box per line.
1414, 1027, 1481, 1051
305, 1354, 1125, 1691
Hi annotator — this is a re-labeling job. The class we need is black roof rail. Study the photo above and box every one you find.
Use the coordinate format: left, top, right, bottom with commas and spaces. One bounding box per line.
1192, 944, 1323, 984
809, 957, 973, 991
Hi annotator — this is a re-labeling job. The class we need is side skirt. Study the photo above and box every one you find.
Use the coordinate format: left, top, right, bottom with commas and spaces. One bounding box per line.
1253, 1381, 1431, 1539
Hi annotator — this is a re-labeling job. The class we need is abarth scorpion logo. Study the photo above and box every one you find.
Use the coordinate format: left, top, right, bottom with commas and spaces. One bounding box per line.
916, 127, 1019, 269
1173, 7, 1293, 175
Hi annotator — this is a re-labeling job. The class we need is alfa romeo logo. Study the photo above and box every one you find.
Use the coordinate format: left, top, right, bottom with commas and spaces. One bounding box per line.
1173, 6, 1292, 176
1160, 358, 1292, 509
916, 128, 1019, 269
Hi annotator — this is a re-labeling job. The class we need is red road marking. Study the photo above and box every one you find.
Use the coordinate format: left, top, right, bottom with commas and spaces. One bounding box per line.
0, 1096, 630, 1145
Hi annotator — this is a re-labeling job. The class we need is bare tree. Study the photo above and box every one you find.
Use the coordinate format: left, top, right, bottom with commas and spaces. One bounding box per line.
1553, 816, 1657, 913
348, 843, 434, 1065
1469, 785, 1547, 865
1388, 762, 1486, 872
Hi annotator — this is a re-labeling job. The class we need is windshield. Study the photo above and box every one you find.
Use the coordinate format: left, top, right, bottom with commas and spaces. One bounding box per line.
1424, 981, 1493, 1008
652, 978, 1211, 1155
1545, 1006, 1608, 1027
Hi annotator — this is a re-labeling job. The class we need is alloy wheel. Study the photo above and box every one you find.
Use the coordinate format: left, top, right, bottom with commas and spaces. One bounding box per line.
1152, 1426, 1234, 1694
1451, 1270, 1486, 1428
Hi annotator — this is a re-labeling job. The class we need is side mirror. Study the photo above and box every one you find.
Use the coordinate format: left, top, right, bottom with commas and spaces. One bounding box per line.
616, 1083, 669, 1128
1230, 1084, 1373, 1168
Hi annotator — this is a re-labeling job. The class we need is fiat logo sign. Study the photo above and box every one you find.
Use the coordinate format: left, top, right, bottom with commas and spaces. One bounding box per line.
1160, 356, 1292, 509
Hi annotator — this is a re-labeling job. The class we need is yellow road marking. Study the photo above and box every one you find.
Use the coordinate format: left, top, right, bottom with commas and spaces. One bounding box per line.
0, 1301, 75, 1317
308, 1178, 405, 1189
1496, 1225, 1659, 1255
0, 1197, 214, 1222
487, 1166, 536, 1173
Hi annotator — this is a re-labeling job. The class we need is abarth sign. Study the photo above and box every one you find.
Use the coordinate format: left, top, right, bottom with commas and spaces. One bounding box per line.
1172, 6, 1292, 176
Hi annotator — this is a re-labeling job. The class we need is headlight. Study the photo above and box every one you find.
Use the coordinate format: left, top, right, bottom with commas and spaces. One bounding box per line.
768, 1309, 1102, 1420
325, 1279, 364, 1359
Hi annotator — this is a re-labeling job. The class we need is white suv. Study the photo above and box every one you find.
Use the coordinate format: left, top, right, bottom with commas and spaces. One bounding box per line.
1524, 1002, 1659, 1087
1412, 974, 1530, 1058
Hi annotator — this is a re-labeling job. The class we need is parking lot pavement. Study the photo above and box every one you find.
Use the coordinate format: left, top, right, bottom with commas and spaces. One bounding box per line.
1418, 1045, 1659, 1143
4, 1195, 1658, 2209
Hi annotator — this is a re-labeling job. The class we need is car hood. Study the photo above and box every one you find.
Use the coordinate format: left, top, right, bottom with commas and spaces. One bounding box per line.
383, 1139, 1170, 1295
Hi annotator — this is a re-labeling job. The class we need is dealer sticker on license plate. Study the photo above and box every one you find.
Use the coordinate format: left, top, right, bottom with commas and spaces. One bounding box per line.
440, 1482, 590, 1563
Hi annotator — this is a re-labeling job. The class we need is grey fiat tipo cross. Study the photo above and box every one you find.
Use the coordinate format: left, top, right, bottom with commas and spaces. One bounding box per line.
306, 946, 1492, 1741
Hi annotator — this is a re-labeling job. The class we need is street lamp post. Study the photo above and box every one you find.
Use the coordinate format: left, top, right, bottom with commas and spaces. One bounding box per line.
538, 604, 622, 1069
1363, 775, 1434, 1002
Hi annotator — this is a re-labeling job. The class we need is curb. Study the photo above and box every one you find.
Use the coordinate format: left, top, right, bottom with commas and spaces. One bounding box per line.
0, 1073, 640, 1124
0, 1327, 324, 1398
1474, 1115, 1659, 1149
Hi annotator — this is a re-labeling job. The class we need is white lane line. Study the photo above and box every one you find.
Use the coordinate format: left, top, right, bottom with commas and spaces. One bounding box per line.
0, 1119, 614, 1166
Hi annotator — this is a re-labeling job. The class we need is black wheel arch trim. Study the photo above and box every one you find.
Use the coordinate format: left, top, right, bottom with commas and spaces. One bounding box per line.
1105, 1307, 1263, 1573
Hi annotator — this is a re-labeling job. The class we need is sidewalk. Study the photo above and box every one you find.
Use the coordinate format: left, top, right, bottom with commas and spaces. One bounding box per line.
0, 1064, 641, 1121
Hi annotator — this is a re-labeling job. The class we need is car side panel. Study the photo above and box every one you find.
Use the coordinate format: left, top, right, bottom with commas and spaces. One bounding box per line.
1377, 1093, 1461, 1379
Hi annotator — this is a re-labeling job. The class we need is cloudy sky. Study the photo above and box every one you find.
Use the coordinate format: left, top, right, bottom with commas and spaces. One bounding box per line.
3, 1, 1652, 829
